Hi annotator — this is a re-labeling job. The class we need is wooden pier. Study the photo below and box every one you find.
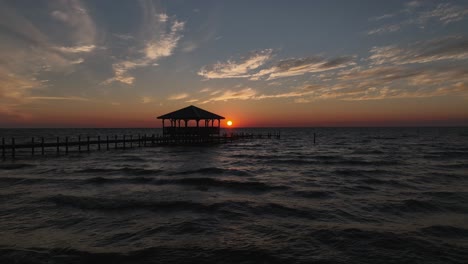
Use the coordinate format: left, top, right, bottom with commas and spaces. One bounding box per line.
1, 132, 280, 159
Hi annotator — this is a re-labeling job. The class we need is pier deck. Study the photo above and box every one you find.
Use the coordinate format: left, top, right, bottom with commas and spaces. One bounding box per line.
1, 132, 280, 159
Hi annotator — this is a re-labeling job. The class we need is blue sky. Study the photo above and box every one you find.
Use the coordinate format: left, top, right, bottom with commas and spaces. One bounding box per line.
0, 0, 467, 127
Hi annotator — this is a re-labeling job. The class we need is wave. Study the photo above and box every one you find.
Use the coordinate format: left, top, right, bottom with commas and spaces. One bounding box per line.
291, 190, 334, 199
309, 228, 468, 263
333, 168, 395, 176
423, 191, 468, 201
0, 163, 35, 170
74, 167, 164, 176
351, 149, 385, 155
47, 194, 222, 213
423, 151, 468, 160
47, 195, 330, 221
436, 163, 468, 169
172, 167, 251, 176
0, 177, 45, 185
86, 176, 153, 184
0, 246, 287, 264
321, 159, 400, 166
420, 225, 468, 239
86, 177, 286, 192
357, 178, 413, 188
368, 198, 468, 214
162, 177, 286, 191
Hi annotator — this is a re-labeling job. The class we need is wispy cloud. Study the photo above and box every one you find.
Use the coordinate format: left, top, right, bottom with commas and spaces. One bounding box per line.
326, 64, 468, 101
368, 2, 468, 35
198, 49, 273, 79
369, 13, 395, 22
198, 85, 322, 104
252, 56, 356, 80
369, 36, 468, 65
25, 96, 90, 101
201, 88, 257, 104
168, 93, 189, 100
0, 0, 98, 112
367, 25, 401, 35
141, 96, 155, 104
104, 8, 185, 85
199, 51, 355, 81
418, 3, 468, 25
54, 45, 96, 53
49, 0, 97, 45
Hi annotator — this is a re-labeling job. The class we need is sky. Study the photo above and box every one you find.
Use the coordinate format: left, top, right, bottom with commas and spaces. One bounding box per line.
0, 0, 467, 128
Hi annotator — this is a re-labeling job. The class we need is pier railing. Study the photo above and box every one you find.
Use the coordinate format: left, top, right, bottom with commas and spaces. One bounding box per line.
1, 132, 280, 159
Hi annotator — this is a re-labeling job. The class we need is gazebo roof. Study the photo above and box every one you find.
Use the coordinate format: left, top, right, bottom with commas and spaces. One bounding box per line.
157, 105, 225, 120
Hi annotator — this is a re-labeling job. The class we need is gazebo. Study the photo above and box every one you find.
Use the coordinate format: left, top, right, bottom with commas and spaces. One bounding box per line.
157, 105, 225, 137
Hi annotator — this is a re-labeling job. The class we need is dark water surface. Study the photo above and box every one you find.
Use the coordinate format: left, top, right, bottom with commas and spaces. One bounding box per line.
1, 127, 467, 263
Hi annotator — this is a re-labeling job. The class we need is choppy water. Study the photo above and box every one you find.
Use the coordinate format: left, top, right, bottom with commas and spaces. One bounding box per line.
0, 127, 467, 263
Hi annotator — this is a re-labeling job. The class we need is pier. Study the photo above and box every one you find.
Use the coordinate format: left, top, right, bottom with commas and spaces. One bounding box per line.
1, 132, 280, 159
1, 105, 281, 159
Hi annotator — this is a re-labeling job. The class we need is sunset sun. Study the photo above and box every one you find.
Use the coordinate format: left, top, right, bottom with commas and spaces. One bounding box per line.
227, 120, 233, 126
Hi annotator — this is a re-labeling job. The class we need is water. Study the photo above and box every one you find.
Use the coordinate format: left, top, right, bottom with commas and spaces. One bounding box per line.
0, 127, 467, 263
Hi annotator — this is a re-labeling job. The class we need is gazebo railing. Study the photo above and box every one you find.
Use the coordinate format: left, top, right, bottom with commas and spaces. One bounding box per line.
163, 127, 220, 136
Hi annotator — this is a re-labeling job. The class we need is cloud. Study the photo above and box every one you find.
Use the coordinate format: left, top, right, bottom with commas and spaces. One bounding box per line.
256, 85, 317, 99
54, 45, 96, 53
198, 49, 273, 79
201, 88, 257, 103
168, 93, 189, 100
368, 2, 468, 35
199, 51, 355, 81
0, 104, 32, 122
195, 59, 467, 104
141, 96, 154, 104
0, 0, 98, 116
369, 36, 468, 65
113, 34, 134, 40
158, 13, 169, 22
49, 0, 96, 45
104, 7, 185, 85
181, 41, 198, 53
0, 66, 43, 102
367, 24, 401, 35
254, 56, 356, 80
369, 13, 395, 22
418, 3, 468, 25
327, 64, 468, 101
198, 85, 322, 104
25, 96, 90, 101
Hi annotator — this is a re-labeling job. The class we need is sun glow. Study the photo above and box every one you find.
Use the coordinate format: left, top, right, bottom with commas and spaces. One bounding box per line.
227, 120, 233, 126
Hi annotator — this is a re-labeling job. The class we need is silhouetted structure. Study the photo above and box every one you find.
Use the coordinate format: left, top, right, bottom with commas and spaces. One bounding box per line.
157, 105, 225, 137
1, 106, 281, 159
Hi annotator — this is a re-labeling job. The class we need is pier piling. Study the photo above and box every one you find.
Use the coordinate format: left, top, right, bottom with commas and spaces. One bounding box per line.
2, 138, 5, 159
31, 137, 35, 156
12, 138, 15, 159
41, 137, 44, 155
66, 137, 69, 154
